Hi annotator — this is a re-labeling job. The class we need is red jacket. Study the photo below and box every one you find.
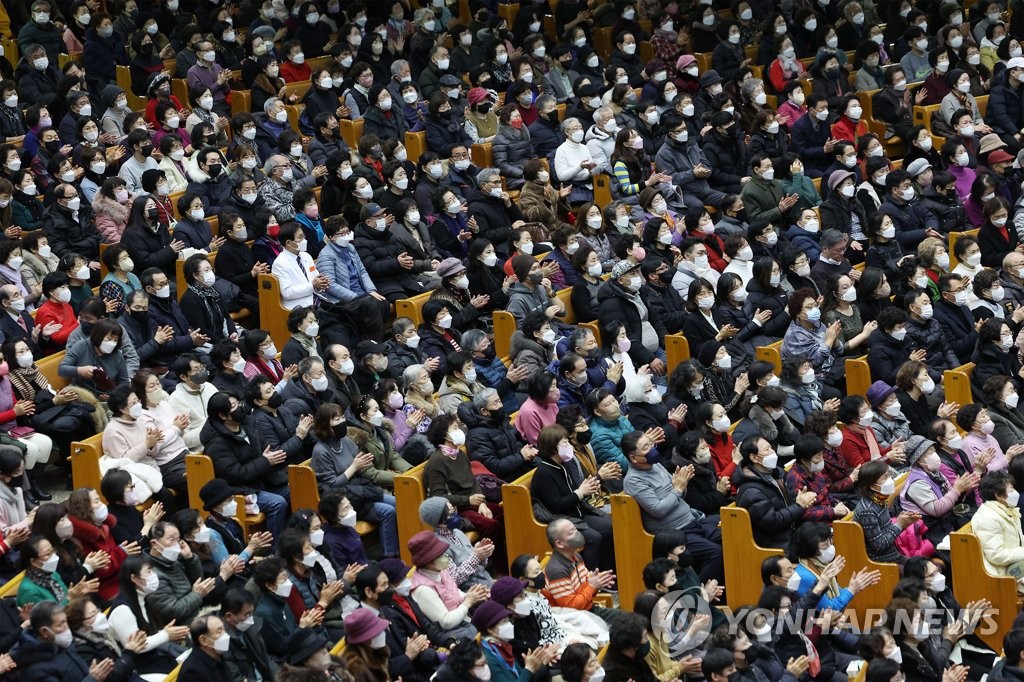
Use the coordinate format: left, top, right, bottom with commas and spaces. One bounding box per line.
34, 300, 78, 349
707, 431, 737, 480
68, 513, 127, 601
829, 116, 869, 144
837, 424, 892, 468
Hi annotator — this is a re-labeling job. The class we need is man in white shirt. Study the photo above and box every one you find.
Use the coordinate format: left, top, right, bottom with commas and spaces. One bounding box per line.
270, 222, 330, 309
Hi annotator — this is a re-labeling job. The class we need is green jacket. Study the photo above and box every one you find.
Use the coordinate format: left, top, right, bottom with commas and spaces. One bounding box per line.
17, 571, 68, 606
144, 552, 216, 628
741, 176, 794, 226
482, 639, 535, 682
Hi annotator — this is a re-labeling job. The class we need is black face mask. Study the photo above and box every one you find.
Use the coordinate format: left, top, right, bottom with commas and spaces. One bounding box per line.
7, 473, 23, 489
189, 369, 208, 384
658, 269, 675, 284
488, 406, 507, 422
130, 310, 148, 325
230, 405, 249, 422
43, 140, 61, 154
140, 144, 153, 157
267, 392, 284, 409
146, 207, 160, 221
378, 587, 395, 605
80, 321, 94, 335
477, 102, 492, 115
332, 423, 348, 439
576, 429, 592, 445
140, 43, 155, 56
528, 574, 545, 589
207, 163, 223, 178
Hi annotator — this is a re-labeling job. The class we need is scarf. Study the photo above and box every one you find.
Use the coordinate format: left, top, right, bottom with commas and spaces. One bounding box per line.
290, 333, 321, 360
26, 566, 67, 602
188, 282, 224, 333
800, 558, 840, 598
9, 366, 47, 402
484, 638, 518, 669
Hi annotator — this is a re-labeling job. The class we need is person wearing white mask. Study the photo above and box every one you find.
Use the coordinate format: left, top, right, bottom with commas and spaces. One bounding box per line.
900, 434, 979, 546
185, 40, 232, 116
218, 587, 277, 681
782, 288, 845, 391
734, 435, 819, 548
932, 273, 982, 365
584, 107, 620, 175
176, 614, 237, 679
732, 385, 802, 458
742, 154, 800, 228
971, 469, 1024, 579
99, 383, 174, 504
851, 459, 920, 562
940, 69, 991, 134
270, 221, 329, 311
554, 117, 599, 195
978, 195, 1018, 267
788, 520, 881, 610
768, 36, 807, 94
42, 182, 102, 266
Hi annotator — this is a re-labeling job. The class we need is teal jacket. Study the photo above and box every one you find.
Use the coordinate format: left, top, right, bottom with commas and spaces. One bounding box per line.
589, 414, 635, 470
17, 571, 68, 606
482, 639, 535, 682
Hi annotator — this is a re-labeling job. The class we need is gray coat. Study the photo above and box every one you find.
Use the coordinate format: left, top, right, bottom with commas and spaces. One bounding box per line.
653, 136, 726, 206
623, 463, 697, 533
506, 282, 551, 325
58, 337, 130, 394
492, 125, 535, 189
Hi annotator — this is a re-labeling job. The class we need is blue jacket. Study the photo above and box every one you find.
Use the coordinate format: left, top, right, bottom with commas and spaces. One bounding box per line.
793, 563, 855, 611
783, 224, 823, 261
528, 117, 564, 164
171, 216, 213, 250
589, 413, 634, 470
316, 239, 377, 303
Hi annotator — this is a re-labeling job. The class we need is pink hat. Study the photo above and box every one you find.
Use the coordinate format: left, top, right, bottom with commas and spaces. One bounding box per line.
343, 608, 390, 644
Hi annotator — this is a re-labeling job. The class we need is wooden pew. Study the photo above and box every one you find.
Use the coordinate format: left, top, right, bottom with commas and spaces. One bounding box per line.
756, 340, 783, 376
257, 274, 292, 349
950, 522, 1019, 652
116, 65, 146, 111
340, 118, 364, 149
330, 637, 346, 656
493, 310, 516, 361
0, 571, 23, 598
37, 351, 69, 391
231, 89, 252, 116
721, 504, 784, 611
845, 356, 871, 397
405, 131, 427, 163
288, 461, 376, 535
666, 333, 691, 374
610, 493, 655, 611
501, 469, 551, 562
395, 291, 433, 326
471, 142, 494, 169
394, 462, 431, 564
184, 453, 265, 539
162, 664, 182, 682
71, 434, 104, 494
832, 517, 900, 613
944, 362, 975, 407
593, 173, 613, 210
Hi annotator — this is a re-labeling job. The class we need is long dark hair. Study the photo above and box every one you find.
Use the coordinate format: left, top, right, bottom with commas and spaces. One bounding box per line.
118, 555, 158, 634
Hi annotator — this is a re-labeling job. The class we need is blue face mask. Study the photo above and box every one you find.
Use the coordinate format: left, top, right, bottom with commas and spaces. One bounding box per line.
445, 512, 463, 530
645, 447, 661, 465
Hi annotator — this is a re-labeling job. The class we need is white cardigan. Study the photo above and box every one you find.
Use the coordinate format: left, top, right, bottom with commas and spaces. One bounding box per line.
554, 141, 595, 184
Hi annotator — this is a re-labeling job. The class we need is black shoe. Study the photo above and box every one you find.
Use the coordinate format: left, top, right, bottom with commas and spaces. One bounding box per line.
31, 486, 52, 501
24, 489, 39, 507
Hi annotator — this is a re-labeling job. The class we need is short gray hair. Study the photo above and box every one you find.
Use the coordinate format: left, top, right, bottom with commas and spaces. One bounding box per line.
472, 387, 499, 410
264, 154, 287, 174
476, 167, 500, 185
593, 106, 613, 125
535, 94, 556, 111
561, 117, 580, 134
414, 8, 435, 25
263, 97, 282, 115
461, 329, 487, 352
390, 59, 410, 77
403, 364, 427, 390
820, 228, 847, 249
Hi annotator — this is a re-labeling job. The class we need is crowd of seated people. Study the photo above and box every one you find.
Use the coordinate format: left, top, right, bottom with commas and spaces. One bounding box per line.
0, 0, 1023, 680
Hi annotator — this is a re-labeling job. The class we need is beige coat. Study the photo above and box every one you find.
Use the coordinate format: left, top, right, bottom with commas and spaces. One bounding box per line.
972, 499, 1024, 577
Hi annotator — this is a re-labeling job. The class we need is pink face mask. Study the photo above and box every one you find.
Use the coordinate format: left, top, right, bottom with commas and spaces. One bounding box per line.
305, 205, 320, 219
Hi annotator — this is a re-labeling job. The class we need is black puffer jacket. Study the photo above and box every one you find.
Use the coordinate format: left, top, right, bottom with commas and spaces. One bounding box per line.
670, 453, 731, 515
466, 187, 525, 252
905, 316, 960, 378
742, 279, 791, 338
596, 279, 666, 366
733, 464, 807, 549
425, 112, 471, 157
920, 188, 968, 233
364, 103, 408, 143
122, 221, 177, 273
866, 327, 915, 385
492, 125, 535, 189
200, 418, 288, 489
458, 401, 531, 480
702, 128, 746, 188
42, 202, 102, 260
71, 632, 139, 682
353, 221, 427, 300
